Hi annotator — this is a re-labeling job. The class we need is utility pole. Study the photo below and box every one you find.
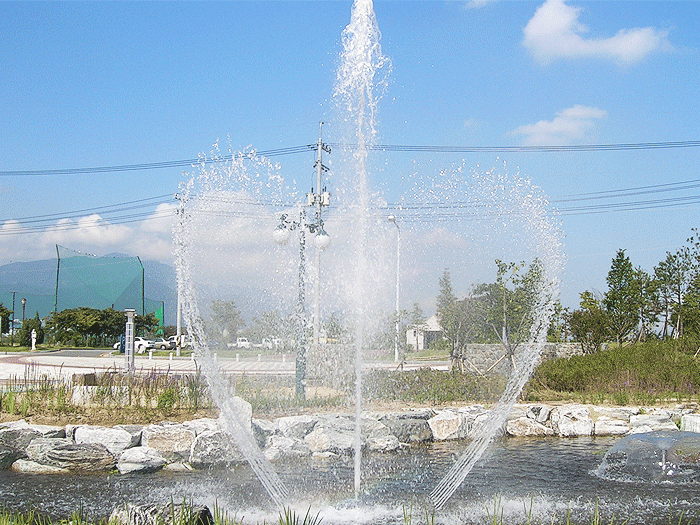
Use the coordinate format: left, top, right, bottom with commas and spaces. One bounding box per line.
309, 122, 331, 349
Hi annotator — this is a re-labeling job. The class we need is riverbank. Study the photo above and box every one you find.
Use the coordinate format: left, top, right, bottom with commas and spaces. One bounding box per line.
2, 398, 699, 476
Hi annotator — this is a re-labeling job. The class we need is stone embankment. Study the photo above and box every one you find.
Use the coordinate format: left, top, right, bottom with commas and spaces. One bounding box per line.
1, 400, 700, 474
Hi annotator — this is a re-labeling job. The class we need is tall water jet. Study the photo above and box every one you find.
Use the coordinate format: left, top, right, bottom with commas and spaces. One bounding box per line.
333, 0, 390, 499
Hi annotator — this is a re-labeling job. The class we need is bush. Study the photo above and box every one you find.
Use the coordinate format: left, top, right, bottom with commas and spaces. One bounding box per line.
528, 340, 700, 398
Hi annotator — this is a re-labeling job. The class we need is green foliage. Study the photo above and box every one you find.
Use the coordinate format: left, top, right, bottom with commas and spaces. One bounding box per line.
530, 340, 700, 398
210, 300, 243, 343
156, 386, 180, 411
18, 313, 44, 347
566, 291, 611, 354
604, 249, 641, 344
0, 304, 11, 335
364, 368, 506, 404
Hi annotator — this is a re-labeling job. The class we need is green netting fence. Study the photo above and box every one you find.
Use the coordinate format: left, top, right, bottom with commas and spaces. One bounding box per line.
0, 245, 163, 329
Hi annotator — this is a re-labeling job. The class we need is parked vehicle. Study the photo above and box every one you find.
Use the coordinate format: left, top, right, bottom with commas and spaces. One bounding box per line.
134, 337, 154, 354
152, 337, 172, 350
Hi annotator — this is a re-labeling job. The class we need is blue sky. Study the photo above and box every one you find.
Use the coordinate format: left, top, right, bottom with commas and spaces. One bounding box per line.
1, 0, 698, 316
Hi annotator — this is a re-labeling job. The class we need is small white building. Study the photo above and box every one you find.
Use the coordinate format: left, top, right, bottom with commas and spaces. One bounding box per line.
406, 314, 443, 352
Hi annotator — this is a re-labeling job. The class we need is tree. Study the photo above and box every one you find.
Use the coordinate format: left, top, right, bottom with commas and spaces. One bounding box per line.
604, 249, 640, 345
0, 303, 10, 338
18, 312, 44, 347
210, 300, 244, 343
246, 309, 294, 345
566, 291, 610, 353
654, 250, 691, 339
436, 269, 463, 362
472, 260, 542, 360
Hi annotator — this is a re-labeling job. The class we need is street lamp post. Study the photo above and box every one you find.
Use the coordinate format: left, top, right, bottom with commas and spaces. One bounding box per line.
388, 215, 400, 363
21, 298, 26, 323
273, 209, 330, 399
273, 123, 331, 400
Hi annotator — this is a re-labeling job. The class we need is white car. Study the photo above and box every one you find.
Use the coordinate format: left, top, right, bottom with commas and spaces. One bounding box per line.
134, 337, 154, 354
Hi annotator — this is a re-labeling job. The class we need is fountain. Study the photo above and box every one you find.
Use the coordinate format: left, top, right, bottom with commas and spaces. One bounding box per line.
172, 0, 567, 515
4, 2, 698, 525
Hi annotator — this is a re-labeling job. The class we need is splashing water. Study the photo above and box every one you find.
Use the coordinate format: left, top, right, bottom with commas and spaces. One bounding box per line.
173, 148, 290, 507
419, 165, 565, 509
333, 0, 391, 499
172, 0, 564, 512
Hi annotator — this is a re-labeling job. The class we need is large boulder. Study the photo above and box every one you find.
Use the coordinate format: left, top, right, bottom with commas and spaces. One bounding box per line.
188, 430, 245, 467
0, 444, 25, 470
277, 415, 318, 440
141, 423, 196, 462
109, 503, 213, 525
506, 417, 554, 437
428, 410, 468, 441
681, 414, 700, 433
630, 413, 679, 432
0, 421, 42, 451
380, 417, 432, 443
11, 459, 70, 474
264, 435, 311, 462
117, 446, 167, 474
74, 425, 140, 455
304, 416, 355, 455
27, 438, 115, 471
551, 405, 593, 437
525, 405, 553, 424
594, 416, 630, 436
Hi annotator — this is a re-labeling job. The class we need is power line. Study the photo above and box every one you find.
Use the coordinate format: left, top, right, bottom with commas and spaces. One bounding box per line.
1, 140, 698, 177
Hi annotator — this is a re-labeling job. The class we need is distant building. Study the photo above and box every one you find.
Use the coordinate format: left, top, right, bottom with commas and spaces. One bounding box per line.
406, 314, 443, 352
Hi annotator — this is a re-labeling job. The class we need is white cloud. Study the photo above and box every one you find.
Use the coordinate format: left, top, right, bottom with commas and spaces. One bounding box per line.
510, 105, 607, 146
523, 0, 671, 65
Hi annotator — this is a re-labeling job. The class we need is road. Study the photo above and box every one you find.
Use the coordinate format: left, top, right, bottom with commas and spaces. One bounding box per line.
0, 348, 449, 383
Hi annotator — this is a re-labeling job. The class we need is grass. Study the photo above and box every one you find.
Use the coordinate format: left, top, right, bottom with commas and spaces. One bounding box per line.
526, 339, 700, 406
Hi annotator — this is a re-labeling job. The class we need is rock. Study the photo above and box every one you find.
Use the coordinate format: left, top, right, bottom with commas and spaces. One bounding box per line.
525, 404, 553, 424
0, 424, 41, 451
182, 418, 220, 436
109, 503, 213, 525
593, 406, 639, 421
681, 414, 700, 433
428, 410, 467, 441
367, 434, 400, 452
27, 439, 115, 471
277, 415, 318, 440
0, 444, 24, 470
506, 417, 554, 437
468, 411, 505, 439
252, 418, 278, 449
26, 438, 70, 464
27, 424, 66, 439
141, 423, 196, 462
264, 435, 311, 462
594, 416, 630, 436
189, 429, 245, 467
74, 425, 140, 455
381, 417, 432, 443
11, 458, 70, 474
304, 416, 355, 455
630, 413, 679, 432
550, 405, 593, 437
117, 446, 167, 474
